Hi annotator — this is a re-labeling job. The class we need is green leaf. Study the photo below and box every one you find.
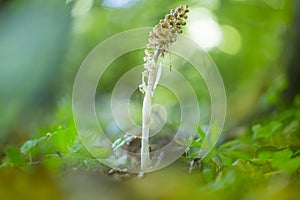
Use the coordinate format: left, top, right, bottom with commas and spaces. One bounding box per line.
49, 128, 77, 153
89, 146, 112, 159
271, 148, 300, 174
202, 146, 218, 164
219, 140, 240, 151
256, 146, 282, 158
191, 139, 203, 147
252, 121, 282, 139
272, 156, 300, 174
196, 125, 206, 140
112, 135, 137, 151
202, 167, 215, 183
20, 136, 47, 154
5, 147, 26, 167
218, 152, 233, 166
257, 151, 274, 160
225, 150, 251, 160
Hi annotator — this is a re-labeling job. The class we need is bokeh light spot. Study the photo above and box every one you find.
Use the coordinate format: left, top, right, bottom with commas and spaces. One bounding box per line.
187, 8, 222, 50
219, 25, 242, 55
102, 0, 140, 9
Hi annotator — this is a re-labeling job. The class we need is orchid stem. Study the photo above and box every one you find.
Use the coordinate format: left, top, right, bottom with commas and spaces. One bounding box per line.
141, 49, 161, 171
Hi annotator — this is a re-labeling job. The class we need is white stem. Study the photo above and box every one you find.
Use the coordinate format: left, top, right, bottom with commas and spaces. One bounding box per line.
141, 49, 161, 171
153, 62, 162, 94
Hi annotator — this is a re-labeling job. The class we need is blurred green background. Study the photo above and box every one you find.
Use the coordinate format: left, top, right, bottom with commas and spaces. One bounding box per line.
1, 0, 300, 199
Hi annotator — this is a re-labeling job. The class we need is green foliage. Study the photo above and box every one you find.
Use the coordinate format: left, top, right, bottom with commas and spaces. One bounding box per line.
0, 97, 107, 172
3, 147, 26, 168
0, 1, 299, 199
3, 94, 299, 189
20, 135, 48, 155
174, 95, 300, 198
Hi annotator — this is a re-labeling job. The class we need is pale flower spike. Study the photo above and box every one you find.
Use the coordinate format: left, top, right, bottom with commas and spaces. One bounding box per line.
139, 5, 189, 172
